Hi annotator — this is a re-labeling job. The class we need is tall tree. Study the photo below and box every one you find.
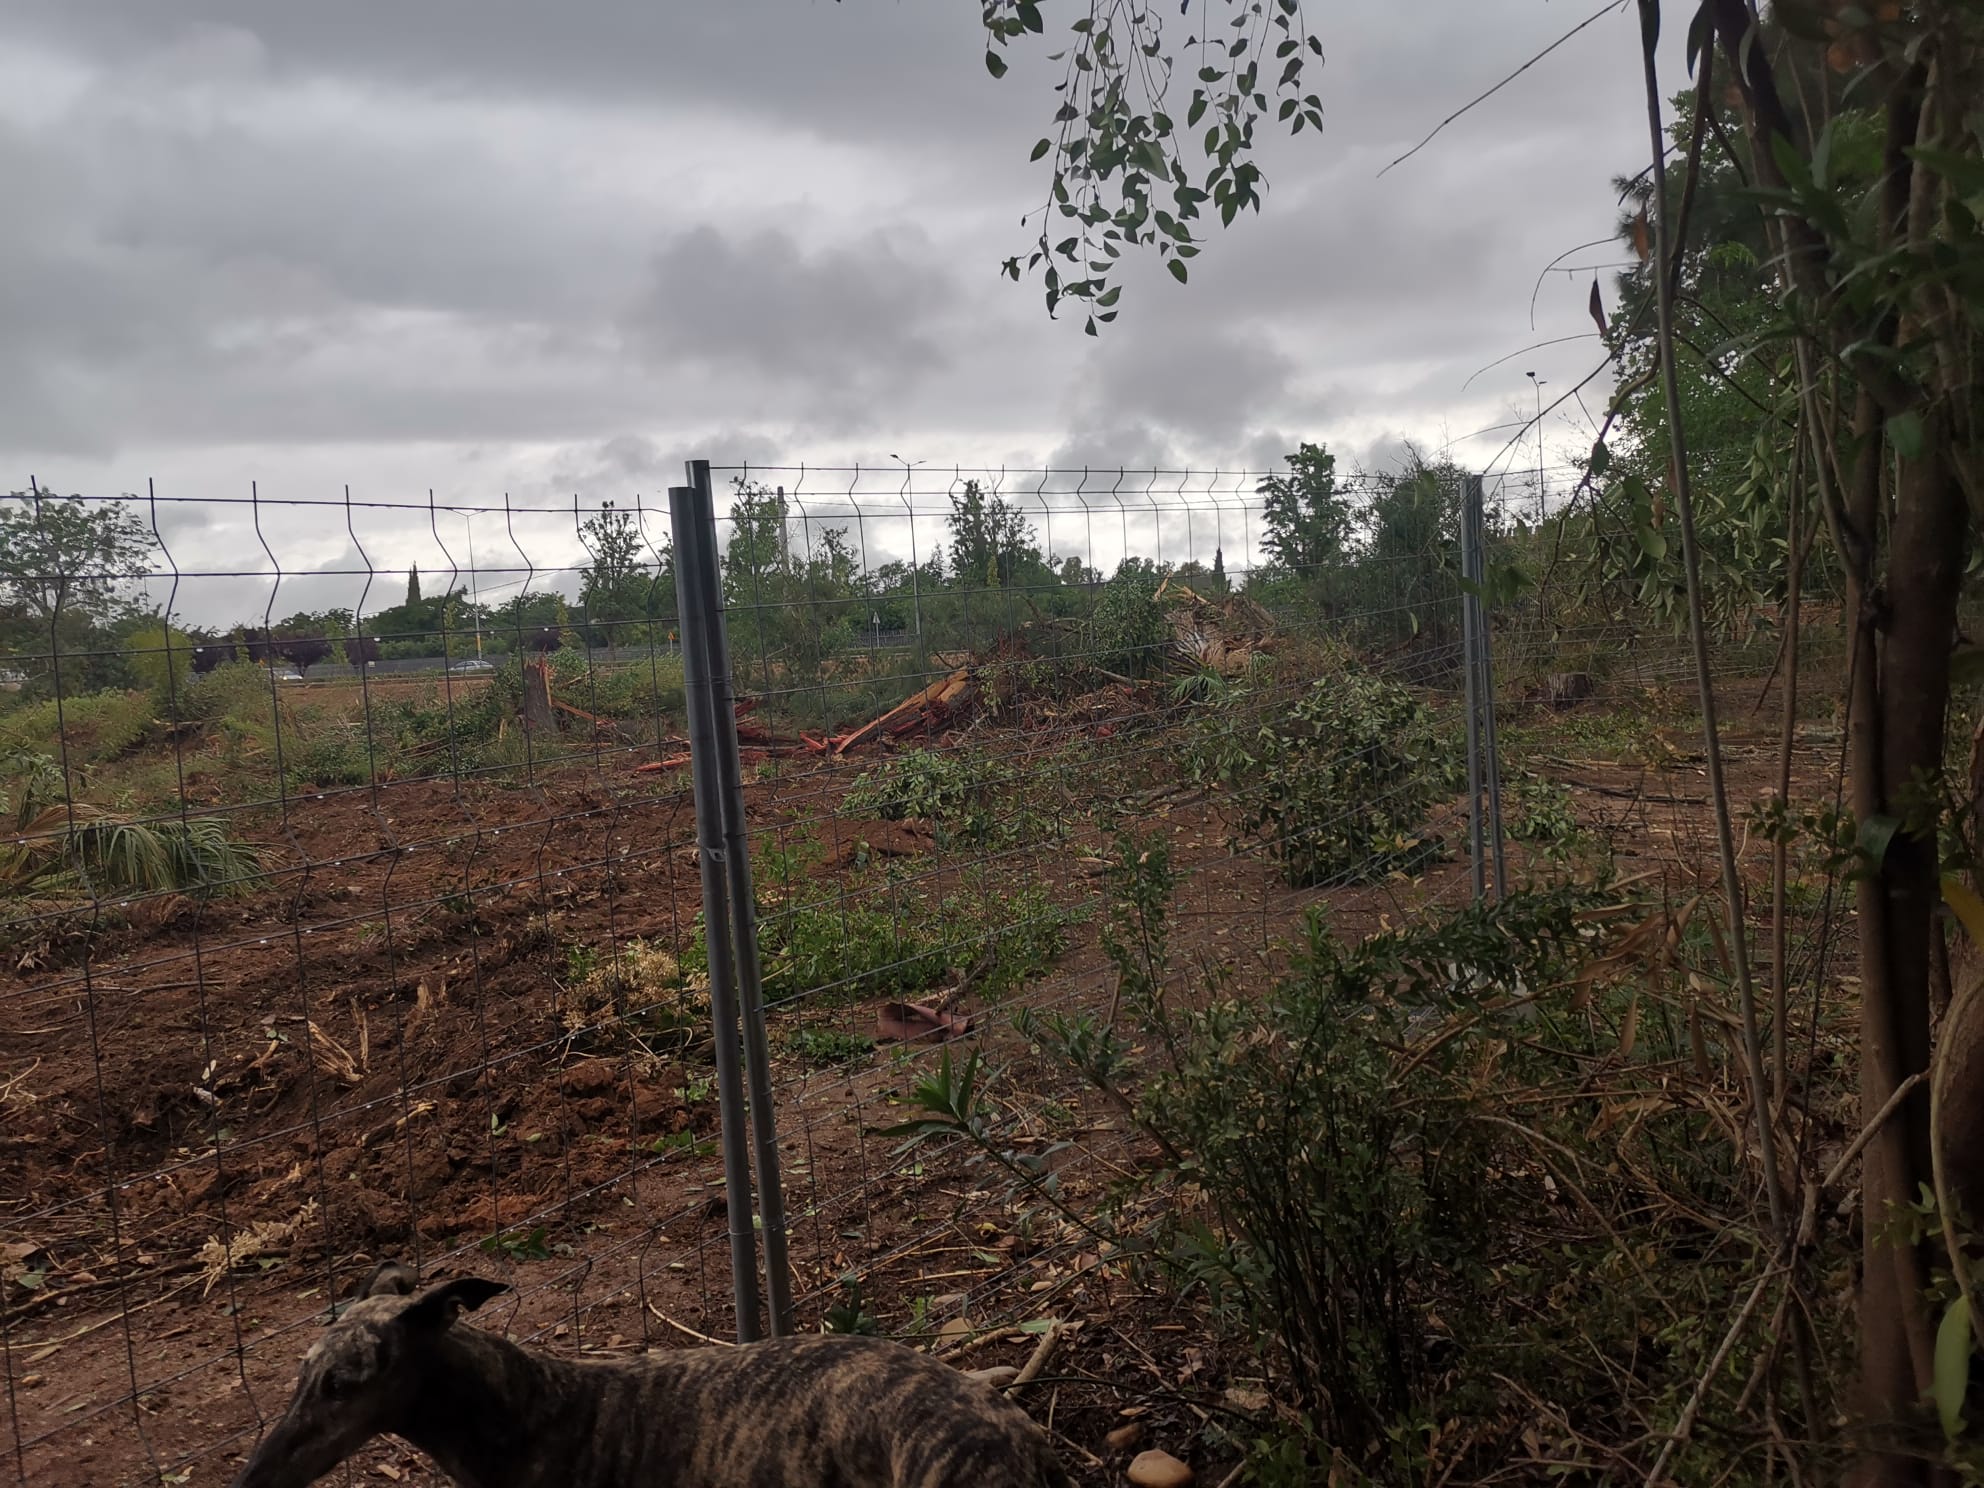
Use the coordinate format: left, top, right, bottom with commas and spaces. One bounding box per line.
945, 479, 1041, 590
1675, 9, 1982, 1475
0, 493, 155, 634
1256, 443, 1354, 576
406, 565, 422, 606
578, 501, 662, 647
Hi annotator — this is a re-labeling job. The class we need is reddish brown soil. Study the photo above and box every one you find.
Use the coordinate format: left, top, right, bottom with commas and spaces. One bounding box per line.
0, 673, 1845, 1487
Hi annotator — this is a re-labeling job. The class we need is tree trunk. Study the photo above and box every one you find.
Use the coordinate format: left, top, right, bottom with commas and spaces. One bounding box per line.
521, 660, 557, 736
1849, 414, 1969, 1482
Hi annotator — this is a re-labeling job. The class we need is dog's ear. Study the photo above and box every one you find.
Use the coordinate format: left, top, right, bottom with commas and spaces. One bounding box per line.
359, 1261, 421, 1299
398, 1278, 512, 1333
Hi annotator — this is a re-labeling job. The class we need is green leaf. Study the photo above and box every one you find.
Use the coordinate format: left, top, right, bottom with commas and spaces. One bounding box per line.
1029, 137, 1052, 162
1934, 1294, 1972, 1439
1685, 2, 1715, 77
1857, 813, 1902, 868
984, 50, 1009, 79
1634, 522, 1667, 561
1167, 258, 1189, 284
1888, 410, 1925, 461
1590, 440, 1611, 476
1908, 146, 1984, 195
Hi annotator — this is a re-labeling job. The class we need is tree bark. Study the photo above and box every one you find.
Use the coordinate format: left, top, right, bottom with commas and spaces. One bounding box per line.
1850, 416, 1967, 1479
521, 660, 557, 736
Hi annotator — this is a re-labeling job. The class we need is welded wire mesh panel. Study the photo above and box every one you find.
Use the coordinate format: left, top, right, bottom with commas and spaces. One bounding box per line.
0, 465, 1754, 1485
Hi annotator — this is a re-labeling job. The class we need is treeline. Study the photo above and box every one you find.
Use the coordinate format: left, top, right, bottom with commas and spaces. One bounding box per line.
4, 454, 1477, 692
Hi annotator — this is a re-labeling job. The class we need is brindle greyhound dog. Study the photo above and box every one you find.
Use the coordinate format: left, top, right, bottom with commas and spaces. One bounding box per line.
230, 1261, 1074, 1488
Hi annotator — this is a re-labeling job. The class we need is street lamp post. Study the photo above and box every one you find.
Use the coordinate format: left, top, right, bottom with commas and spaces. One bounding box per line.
1525, 371, 1548, 525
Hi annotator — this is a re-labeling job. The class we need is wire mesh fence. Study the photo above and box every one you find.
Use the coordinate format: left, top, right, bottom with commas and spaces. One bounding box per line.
0, 461, 1799, 1485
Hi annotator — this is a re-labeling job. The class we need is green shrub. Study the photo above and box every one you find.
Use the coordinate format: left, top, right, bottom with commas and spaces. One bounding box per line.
1507, 772, 1580, 849
186, 660, 277, 726
843, 747, 1049, 849
846, 748, 983, 822
903, 833, 1820, 1483
1191, 649, 1462, 886
0, 689, 154, 764
285, 732, 375, 791
126, 624, 196, 708
783, 1027, 876, 1064
1088, 557, 1172, 677
683, 844, 1075, 1011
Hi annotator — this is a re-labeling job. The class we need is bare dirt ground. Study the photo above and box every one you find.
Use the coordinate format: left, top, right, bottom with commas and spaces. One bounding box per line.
0, 664, 1847, 1487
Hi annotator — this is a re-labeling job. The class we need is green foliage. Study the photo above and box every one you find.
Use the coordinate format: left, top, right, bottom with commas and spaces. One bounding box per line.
843, 747, 1049, 850
687, 836, 1074, 1012
285, 733, 374, 792
1088, 557, 1171, 678
1098, 827, 1179, 1019
782, 1027, 876, 1065
0, 689, 155, 765
2, 748, 259, 901
935, 881, 1080, 997
821, 1275, 881, 1336
1506, 772, 1581, 851
1124, 887, 1603, 1475
126, 623, 197, 708
1257, 442, 1354, 577
0, 494, 155, 633
945, 479, 1041, 590
1190, 649, 1462, 887
996, 839, 1825, 1480
982, 0, 1326, 332
479, 1227, 554, 1263
579, 501, 672, 648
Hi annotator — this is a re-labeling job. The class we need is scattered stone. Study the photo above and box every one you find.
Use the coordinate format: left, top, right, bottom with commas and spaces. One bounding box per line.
1127, 1448, 1194, 1487
1105, 1422, 1146, 1452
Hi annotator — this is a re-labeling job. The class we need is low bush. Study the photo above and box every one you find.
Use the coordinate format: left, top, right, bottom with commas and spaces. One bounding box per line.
844, 747, 1052, 850
1188, 645, 1463, 886
0, 689, 155, 765
892, 831, 1841, 1483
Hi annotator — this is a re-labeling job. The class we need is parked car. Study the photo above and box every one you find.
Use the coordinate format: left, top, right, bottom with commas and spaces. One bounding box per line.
447, 658, 496, 674
274, 669, 306, 683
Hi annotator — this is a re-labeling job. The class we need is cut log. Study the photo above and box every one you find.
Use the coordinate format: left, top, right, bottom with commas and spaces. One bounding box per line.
832, 666, 973, 755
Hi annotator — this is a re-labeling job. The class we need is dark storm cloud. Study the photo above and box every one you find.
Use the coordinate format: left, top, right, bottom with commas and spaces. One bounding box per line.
1079, 320, 1299, 445
0, 2, 1022, 152
0, 0, 1688, 517
544, 430, 788, 496
627, 225, 957, 422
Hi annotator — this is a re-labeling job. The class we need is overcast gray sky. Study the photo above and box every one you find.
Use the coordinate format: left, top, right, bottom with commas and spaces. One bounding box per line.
0, 1, 1681, 625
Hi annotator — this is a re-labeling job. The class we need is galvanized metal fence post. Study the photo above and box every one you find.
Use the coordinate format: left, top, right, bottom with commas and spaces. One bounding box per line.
1461, 474, 1507, 900
668, 482, 765, 1343
1458, 472, 1487, 902
686, 460, 795, 1338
